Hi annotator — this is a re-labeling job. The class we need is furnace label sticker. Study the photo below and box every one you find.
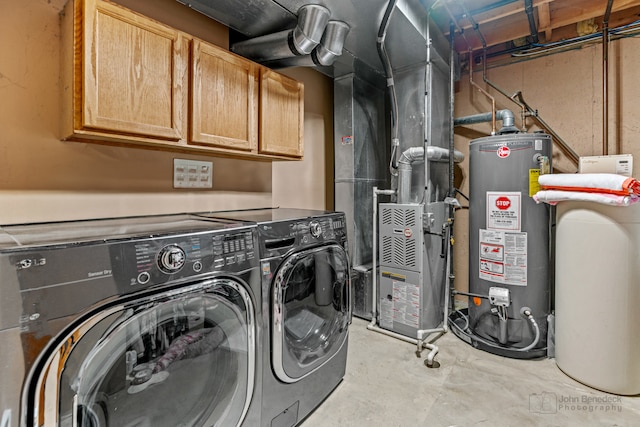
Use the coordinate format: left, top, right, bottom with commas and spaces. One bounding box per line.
380, 298, 394, 329
486, 191, 521, 231
479, 229, 528, 286
392, 281, 420, 328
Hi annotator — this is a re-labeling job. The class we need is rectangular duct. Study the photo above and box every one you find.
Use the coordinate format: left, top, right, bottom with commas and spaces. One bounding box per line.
334, 63, 389, 319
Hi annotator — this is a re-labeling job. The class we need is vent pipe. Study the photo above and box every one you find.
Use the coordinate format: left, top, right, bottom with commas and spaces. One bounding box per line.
231, 5, 330, 62
397, 147, 465, 204
524, 0, 539, 44
454, 109, 519, 134
262, 21, 350, 68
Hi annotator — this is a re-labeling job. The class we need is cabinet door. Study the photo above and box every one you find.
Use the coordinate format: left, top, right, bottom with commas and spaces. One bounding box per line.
191, 39, 258, 151
80, 0, 186, 140
259, 69, 304, 158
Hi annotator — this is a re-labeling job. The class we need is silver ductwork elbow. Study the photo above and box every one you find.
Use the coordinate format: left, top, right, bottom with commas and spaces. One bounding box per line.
398, 147, 465, 204
313, 21, 350, 65
397, 147, 424, 204
263, 20, 350, 69
231, 4, 330, 62
454, 109, 519, 134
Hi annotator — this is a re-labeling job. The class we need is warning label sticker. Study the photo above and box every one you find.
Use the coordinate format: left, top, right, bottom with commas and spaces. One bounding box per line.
529, 169, 541, 197
486, 191, 521, 231
479, 229, 528, 286
392, 281, 420, 328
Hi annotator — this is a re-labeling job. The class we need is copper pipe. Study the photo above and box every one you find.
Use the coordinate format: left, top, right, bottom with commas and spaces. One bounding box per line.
452, 0, 580, 168
469, 50, 496, 134
449, 1, 496, 134
603, 0, 614, 155
482, 49, 528, 131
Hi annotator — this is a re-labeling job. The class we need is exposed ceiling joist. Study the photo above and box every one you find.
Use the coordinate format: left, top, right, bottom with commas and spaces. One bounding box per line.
433, 0, 640, 57
537, 3, 552, 41
450, 0, 552, 32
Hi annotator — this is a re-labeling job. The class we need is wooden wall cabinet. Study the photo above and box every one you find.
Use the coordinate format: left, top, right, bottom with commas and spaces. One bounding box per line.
190, 39, 258, 152
61, 0, 304, 160
61, 0, 188, 145
259, 68, 304, 158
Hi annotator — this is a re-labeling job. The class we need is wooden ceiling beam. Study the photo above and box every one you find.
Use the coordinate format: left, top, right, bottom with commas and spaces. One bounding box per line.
452, 0, 553, 31
538, 3, 552, 41
452, 0, 640, 52
547, 0, 640, 30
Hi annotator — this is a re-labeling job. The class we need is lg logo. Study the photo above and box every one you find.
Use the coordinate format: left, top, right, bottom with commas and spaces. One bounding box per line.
16, 257, 46, 270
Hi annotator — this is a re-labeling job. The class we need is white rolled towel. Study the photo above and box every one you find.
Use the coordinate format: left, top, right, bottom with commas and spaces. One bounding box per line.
538, 173, 640, 196
533, 190, 638, 206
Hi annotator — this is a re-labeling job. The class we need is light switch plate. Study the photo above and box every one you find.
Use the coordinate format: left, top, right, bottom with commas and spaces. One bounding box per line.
173, 159, 213, 189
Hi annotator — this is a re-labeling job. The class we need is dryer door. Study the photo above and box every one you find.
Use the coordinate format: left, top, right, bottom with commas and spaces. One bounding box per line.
25, 278, 256, 427
272, 244, 350, 383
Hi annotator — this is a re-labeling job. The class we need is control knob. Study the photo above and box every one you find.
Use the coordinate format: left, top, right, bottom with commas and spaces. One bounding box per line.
158, 245, 186, 273
309, 221, 322, 238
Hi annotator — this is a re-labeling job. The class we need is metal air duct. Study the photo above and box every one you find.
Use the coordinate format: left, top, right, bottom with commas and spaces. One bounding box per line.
314, 20, 350, 65
263, 20, 350, 68
231, 4, 330, 62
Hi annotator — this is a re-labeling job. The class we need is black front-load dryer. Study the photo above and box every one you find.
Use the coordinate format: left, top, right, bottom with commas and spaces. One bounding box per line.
0, 214, 261, 427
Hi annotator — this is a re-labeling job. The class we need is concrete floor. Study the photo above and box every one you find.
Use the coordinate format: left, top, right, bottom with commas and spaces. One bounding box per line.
302, 317, 640, 427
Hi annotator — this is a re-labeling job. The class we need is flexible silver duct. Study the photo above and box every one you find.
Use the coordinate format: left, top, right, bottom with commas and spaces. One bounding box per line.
454, 109, 519, 134
231, 4, 330, 62
262, 21, 350, 68
397, 147, 464, 204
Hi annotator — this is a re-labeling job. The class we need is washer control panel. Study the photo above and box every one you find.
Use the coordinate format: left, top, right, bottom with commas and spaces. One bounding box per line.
257, 213, 348, 257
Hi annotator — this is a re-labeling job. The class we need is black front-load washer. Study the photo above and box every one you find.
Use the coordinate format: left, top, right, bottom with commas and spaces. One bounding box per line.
198, 208, 351, 427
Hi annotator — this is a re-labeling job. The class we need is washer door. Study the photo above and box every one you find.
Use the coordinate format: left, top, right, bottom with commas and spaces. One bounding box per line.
272, 244, 350, 383
26, 278, 256, 427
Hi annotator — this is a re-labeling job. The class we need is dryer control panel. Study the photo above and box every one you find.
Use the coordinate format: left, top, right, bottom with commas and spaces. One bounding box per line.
4, 215, 259, 336
121, 227, 258, 288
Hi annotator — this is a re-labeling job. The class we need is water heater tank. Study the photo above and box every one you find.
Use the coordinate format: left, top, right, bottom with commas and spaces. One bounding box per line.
468, 132, 552, 358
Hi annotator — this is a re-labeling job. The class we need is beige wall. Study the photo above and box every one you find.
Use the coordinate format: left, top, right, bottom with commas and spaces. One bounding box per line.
273, 67, 334, 211
452, 37, 640, 295
0, 0, 332, 224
